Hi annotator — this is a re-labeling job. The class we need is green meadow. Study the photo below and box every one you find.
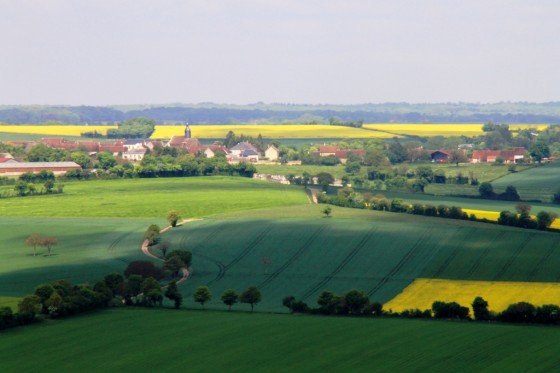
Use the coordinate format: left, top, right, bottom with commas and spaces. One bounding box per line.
1, 308, 559, 372
492, 162, 560, 202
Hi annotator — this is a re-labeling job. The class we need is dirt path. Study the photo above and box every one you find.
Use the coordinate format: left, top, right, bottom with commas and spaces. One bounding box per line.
308, 188, 320, 204
139, 218, 202, 283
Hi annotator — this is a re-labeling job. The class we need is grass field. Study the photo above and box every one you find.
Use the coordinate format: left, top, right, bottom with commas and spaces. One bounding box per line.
1, 308, 559, 372
0, 176, 309, 218
386, 278, 560, 313
0, 124, 116, 137
492, 162, 560, 202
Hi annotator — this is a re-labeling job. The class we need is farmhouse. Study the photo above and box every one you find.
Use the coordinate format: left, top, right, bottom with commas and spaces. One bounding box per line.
0, 160, 81, 176
431, 150, 449, 163
265, 145, 279, 160
122, 148, 147, 161
202, 145, 230, 158
471, 148, 525, 163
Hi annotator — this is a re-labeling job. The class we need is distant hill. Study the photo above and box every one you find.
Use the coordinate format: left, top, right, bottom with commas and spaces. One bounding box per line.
1, 102, 560, 124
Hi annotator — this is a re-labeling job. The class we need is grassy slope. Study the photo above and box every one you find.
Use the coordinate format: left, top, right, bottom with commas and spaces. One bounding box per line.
0, 176, 309, 218
159, 205, 560, 312
1, 308, 559, 373
492, 162, 560, 202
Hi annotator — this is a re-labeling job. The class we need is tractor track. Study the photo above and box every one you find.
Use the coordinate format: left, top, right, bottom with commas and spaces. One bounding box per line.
258, 225, 327, 289
493, 235, 532, 281
367, 232, 430, 297
301, 227, 376, 301
528, 243, 557, 281
465, 231, 506, 278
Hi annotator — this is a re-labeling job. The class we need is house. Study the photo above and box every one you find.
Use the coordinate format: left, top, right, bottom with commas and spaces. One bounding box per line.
166, 124, 202, 153
230, 142, 259, 157
0, 161, 81, 176
203, 145, 230, 158
265, 145, 279, 160
123, 139, 147, 151
0, 153, 14, 163
431, 150, 449, 163
98, 144, 126, 156
122, 148, 147, 161
319, 145, 339, 156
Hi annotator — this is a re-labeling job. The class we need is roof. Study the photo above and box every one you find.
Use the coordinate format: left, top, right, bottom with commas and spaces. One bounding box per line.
266, 144, 279, 151
231, 142, 258, 152
241, 149, 259, 157
124, 139, 146, 145
319, 146, 339, 153
0, 161, 81, 169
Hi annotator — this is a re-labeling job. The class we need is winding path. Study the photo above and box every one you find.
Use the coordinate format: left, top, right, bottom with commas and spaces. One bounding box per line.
139, 218, 202, 284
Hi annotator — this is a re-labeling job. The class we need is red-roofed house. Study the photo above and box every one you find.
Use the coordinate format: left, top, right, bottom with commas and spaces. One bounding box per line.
471, 148, 524, 163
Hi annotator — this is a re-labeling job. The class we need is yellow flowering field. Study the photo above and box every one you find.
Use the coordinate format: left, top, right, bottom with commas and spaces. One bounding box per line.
384, 278, 560, 313
0, 125, 116, 137
463, 209, 560, 229
151, 125, 397, 139
363, 123, 548, 137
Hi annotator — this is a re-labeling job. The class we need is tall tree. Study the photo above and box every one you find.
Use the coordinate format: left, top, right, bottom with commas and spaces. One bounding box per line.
472, 296, 490, 321
193, 286, 212, 309
166, 210, 181, 227
221, 289, 239, 311
240, 287, 262, 312
40, 236, 57, 256
164, 281, 183, 309
25, 234, 42, 256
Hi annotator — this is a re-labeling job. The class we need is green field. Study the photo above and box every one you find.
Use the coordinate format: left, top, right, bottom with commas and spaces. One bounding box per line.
1, 308, 559, 372
0, 176, 309, 218
492, 162, 560, 202
256, 164, 350, 179
156, 205, 560, 312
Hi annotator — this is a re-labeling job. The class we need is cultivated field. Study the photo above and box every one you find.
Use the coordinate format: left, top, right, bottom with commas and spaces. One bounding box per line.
363, 123, 548, 137
386, 278, 560, 313
151, 124, 397, 139
0, 124, 116, 137
1, 308, 559, 372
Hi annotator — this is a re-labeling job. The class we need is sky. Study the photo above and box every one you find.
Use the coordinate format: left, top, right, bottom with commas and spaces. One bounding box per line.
1, 0, 559, 105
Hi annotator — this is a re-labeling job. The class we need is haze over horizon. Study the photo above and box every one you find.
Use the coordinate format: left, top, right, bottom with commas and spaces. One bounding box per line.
2, 1, 559, 106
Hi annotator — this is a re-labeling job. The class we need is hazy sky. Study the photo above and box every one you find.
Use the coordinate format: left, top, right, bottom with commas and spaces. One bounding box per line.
1, 0, 559, 105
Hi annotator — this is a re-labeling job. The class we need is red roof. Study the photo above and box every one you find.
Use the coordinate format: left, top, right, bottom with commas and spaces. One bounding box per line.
319, 146, 339, 154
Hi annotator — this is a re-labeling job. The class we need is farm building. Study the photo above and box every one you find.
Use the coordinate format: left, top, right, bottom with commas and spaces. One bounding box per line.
265, 145, 279, 160
203, 145, 230, 158
0, 161, 81, 176
471, 148, 525, 163
430, 150, 449, 162
122, 148, 147, 161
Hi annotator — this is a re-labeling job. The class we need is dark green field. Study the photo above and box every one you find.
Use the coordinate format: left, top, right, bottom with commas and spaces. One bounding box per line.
1, 308, 559, 372
160, 205, 560, 312
492, 162, 560, 202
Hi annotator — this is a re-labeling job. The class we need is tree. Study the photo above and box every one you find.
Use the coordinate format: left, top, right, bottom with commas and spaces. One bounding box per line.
221, 289, 239, 311
166, 210, 181, 227
529, 141, 550, 163
14, 181, 27, 196
163, 255, 184, 277
193, 286, 212, 309
478, 182, 495, 199
124, 261, 165, 280
144, 224, 161, 246
344, 289, 369, 314
472, 296, 490, 321
448, 150, 467, 166
164, 281, 183, 309
317, 291, 341, 315
537, 211, 558, 230
104, 273, 124, 296
40, 236, 57, 256
282, 295, 296, 313
25, 234, 42, 256
157, 240, 171, 258
322, 206, 332, 217
43, 179, 55, 194
240, 286, 261, 312
165, 250, 192, 268
498, 185, 520, 201
140, 277, 163, 307
316, 172, 334, 191
17, 295, 41, 322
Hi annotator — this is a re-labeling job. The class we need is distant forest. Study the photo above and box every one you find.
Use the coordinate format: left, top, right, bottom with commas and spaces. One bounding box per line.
1, 102, 560, 124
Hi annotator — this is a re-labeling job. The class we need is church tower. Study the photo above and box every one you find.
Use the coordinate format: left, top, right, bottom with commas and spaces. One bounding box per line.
185, 123, 191, 139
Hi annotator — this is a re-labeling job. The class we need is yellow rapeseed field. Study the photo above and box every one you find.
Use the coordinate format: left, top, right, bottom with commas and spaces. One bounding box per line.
384, 278, 560, 313
0, 125, 116, 137
363, 123, 548, 137
463, 209, 560, 229
151, 124, 397, 139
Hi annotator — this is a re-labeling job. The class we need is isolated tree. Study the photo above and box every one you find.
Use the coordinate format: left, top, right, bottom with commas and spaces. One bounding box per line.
448, 150, 467, 166
25, 234, 42, 256
322, 206, 332, 217
166, 210, 181, 227
478, 182, 495, 199
240, 286, 262, 312
40, 236, 57, 256
164, 281, 183, 309
472, 296, 490, 321
193, 286, 212, 309
144, 224, 161, 246
221, 289, 239, 311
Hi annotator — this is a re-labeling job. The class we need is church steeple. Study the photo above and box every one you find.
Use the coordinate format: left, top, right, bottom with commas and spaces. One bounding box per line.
185, 123, 191, 139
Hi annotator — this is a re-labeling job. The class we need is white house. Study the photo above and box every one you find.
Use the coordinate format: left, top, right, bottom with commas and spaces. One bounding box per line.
265, 145, 280, 160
